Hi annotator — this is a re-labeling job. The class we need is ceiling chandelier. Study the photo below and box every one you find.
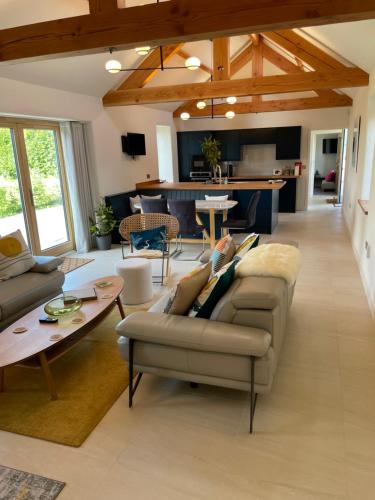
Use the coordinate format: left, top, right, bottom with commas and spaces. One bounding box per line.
180, 97, 237, 121
105, 47, 201, 74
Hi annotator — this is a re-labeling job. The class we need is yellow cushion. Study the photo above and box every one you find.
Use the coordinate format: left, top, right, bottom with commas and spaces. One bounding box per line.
0, 230, 35, 281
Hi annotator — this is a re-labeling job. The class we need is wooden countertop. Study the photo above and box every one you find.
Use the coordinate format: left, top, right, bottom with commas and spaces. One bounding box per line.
136, 180, 286, 191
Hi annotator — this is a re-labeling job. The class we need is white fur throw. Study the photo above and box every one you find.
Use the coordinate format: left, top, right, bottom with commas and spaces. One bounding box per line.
235, 243, 301, 285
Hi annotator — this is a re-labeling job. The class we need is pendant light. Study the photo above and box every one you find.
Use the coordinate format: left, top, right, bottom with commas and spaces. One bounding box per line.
196, 101, 207, 109
226, 96, 237, 105
185, 56, 201, 71
135, 46, 151, 56
225, 110, 235, 119
180, 112, 190, 120
105, 59, 122, 74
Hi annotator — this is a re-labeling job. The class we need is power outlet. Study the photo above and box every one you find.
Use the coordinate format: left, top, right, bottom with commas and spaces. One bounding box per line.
146, 174, 150, 179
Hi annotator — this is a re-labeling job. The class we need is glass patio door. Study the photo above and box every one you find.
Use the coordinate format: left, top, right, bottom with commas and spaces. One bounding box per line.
0, 120, 74, 255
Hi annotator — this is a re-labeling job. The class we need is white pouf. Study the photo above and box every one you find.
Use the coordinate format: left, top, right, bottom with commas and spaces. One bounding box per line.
116, 258, 153, 305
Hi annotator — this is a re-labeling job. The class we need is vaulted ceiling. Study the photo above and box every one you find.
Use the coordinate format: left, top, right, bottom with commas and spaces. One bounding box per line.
0, 1, 374, 117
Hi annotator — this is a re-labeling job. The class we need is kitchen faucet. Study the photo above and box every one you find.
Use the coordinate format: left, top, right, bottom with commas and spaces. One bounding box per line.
214, 164, 222, 184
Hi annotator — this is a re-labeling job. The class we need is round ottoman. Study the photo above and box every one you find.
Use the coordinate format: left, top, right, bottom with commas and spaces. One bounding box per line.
116, 258, 153, 305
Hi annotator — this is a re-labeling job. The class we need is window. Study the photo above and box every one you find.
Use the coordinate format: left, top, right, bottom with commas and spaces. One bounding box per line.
156, 125, 174, 182
0, 118, 74, 255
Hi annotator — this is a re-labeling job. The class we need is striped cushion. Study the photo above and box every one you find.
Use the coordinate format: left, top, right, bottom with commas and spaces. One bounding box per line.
210, 234, 236, 274
0, 230, 35, 281
234, 233, 260, 259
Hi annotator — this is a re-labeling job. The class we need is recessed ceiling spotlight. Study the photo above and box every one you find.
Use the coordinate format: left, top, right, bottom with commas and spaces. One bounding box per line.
185, 56, 201, 70
226, 96, 237, 105
135, 46, 151, 56
105, 59, 122, 74
196, 101, 207, 109
225, 110, 235, 119
180, 112, 190, 120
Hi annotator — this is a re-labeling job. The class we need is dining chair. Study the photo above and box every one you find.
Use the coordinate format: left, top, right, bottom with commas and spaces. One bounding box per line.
119, 213, 179, 284
140, 198, 169, 214
220, 191, 261, 236
168, 200, 206, 261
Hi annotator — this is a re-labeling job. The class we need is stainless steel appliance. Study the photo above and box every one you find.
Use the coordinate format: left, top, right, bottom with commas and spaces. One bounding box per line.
189, 156, 212, 181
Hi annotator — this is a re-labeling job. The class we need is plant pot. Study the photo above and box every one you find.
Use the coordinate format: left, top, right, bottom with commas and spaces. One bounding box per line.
96, 234, 112, 250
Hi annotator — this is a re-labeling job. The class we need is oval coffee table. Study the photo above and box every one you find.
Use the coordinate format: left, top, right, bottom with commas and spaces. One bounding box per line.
0, 275, 124, 400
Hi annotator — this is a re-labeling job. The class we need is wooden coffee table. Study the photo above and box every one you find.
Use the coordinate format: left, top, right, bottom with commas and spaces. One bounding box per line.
0, 275, 125, 400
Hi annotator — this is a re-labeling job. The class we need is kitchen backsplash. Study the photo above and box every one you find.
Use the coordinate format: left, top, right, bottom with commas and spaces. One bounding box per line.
236, 144, 288, 175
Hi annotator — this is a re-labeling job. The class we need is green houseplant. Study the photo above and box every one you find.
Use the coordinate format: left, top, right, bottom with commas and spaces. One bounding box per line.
90, 200, 117, 250
201, 135, 221, 169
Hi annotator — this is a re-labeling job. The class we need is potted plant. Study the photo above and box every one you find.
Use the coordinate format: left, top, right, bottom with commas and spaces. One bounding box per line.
90, 200, 117, 250
201, 135, 222, 171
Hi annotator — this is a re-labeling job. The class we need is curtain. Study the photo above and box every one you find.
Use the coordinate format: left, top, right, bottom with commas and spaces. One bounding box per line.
60, 122, 97, 253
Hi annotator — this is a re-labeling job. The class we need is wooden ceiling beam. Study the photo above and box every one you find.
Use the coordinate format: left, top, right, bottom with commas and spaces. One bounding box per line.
175, 42, 254, 117
252, 40, 263, 104
177, 49, 212, 74
173, 95, 354, 117
114, 44, 183, 92
2, 0, 375, 63
261, 41, 352, 103
230, 44, 253, 76
213, 38, 230, 80
89, 0, 118, 14
250, 34, 260, 46
262, 30, 347, 70
103, 67, 368, 106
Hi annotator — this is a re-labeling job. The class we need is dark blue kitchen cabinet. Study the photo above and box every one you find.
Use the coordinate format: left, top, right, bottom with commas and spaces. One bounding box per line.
177, 131, 212, 181
275, 126, 301, 160
213, 130, 241, 161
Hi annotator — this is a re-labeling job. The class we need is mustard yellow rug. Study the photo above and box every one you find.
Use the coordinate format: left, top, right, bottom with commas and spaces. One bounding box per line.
0, 309, 128, 447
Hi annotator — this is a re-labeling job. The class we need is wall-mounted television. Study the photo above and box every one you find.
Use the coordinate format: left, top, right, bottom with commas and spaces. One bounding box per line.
322, 138, 338, 154
121, 133, 146, 156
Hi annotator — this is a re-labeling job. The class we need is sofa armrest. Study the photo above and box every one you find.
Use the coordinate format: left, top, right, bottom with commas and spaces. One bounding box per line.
116, 312, 271, 358
30, 256, 63, 273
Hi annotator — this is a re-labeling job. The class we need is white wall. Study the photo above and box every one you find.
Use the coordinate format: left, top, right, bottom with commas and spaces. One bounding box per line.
88, 106, 178, 196
314, 133, 339, 177
343, 70, 375, 316
175, 107, 350, 210
0, 76, 178, 198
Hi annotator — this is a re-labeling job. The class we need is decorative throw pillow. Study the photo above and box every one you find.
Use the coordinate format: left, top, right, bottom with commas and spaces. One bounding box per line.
129, 195, 141, 213
141, 194, 162, 200
130, 225, 166, 251
210, 234, 236, 273
204, 195, 229, 201
325, 170, 336, 182
164, 262, 211, 315
189, 260, 236, 319
0, 230, 35, 281
234, 233, 260, 260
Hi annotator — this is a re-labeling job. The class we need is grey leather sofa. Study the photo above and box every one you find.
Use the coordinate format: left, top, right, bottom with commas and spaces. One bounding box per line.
116, 271, 295, 433
0, 256, 65, 331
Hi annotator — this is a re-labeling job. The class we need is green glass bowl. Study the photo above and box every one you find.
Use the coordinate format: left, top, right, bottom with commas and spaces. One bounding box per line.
44, 296, 82, 317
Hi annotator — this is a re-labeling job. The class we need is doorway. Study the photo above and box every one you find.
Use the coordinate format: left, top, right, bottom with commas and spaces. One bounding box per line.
308, 129, 348, 205
156, 125, 174, 182
0, 119, 74, 255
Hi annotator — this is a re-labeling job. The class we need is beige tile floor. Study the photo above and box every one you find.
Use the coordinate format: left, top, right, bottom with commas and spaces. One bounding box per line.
1, 198, 375, 500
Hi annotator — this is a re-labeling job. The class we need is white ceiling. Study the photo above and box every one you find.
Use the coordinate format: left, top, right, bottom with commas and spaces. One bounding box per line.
0, 2, 374, 102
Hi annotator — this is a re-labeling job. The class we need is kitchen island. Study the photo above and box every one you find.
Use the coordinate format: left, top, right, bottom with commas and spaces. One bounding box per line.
136, 180, 285, 234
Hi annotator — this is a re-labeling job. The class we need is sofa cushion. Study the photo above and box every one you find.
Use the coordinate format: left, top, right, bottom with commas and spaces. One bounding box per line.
234, 233, 259, 260
130, 225, 166, 251
0, 271, 64, 321
164, 262, 211, 315
0, 230, 35, 281
31, 256, 63, 273
210, 234, 236, 273
189, 260, 236, 319
129, 195, 141, 214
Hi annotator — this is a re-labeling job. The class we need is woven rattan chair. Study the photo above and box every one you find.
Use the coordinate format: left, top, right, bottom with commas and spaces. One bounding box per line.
119, 213, 179, 285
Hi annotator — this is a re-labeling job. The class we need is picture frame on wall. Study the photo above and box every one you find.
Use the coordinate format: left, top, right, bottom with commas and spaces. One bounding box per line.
351, 116, 361, 172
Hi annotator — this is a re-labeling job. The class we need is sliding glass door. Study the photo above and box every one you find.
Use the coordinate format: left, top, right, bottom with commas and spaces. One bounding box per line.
0, 120, 74, 255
